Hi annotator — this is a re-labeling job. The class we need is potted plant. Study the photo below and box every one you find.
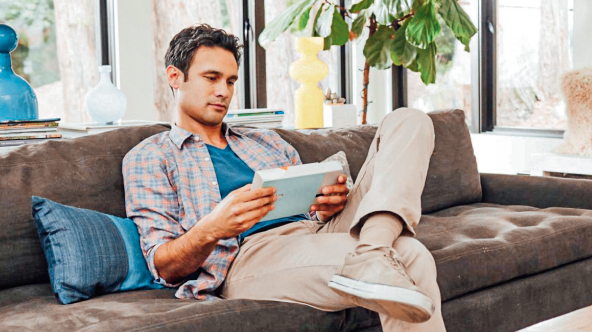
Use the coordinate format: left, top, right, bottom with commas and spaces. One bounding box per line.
259, 0, 477, 124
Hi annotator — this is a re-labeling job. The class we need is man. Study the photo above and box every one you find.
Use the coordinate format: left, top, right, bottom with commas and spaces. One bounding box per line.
123, 24, 446, 331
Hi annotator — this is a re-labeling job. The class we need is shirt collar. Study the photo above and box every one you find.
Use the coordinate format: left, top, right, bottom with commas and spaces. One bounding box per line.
169, 122, 243, 150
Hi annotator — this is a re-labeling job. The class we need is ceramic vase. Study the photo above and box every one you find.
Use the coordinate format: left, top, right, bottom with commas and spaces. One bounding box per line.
0, 24, 38, 122
289, 37, 328, 129
85, 65, 126, 124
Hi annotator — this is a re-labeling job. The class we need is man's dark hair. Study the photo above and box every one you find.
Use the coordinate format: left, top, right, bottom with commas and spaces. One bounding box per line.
165, 24, 242, 83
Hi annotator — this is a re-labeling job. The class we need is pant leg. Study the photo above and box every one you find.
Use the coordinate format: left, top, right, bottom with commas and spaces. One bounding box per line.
319, 108, 435, 237
221, 221, 445, 332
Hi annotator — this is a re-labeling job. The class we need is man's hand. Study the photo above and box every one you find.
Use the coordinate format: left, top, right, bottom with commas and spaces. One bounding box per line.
310, 174, 349, 222
203, 184, 277, 240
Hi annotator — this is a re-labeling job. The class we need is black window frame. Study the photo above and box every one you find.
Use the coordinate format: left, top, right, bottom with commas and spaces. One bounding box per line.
97, 0, 118, 86
390, 0, 565, 138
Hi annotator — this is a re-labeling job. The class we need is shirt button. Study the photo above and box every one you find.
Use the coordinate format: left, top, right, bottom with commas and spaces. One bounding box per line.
205, 157, 210, 161
212, 181, 217, 186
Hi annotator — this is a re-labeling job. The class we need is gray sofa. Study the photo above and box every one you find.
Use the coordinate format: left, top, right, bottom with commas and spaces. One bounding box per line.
1, 109, 592, 331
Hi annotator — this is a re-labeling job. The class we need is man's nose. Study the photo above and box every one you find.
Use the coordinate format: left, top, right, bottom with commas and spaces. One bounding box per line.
214, 81, 230, 98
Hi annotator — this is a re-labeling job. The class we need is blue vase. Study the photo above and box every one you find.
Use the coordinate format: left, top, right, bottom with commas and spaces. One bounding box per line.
0, 24, 38, 121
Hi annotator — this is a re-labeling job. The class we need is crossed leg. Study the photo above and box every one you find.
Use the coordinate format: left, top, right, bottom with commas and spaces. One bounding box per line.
222, 108, 445, 331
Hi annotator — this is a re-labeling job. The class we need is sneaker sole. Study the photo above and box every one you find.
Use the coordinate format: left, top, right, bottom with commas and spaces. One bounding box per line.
328, 274, 435, 323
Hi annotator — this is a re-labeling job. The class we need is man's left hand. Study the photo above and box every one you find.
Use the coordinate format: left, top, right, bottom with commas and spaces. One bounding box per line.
310, 174, 349, 222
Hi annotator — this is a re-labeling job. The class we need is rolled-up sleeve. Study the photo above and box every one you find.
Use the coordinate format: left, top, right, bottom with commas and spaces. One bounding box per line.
122, 146, 185, 287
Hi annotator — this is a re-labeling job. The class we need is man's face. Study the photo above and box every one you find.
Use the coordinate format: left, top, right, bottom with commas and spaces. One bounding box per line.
171, 46, 238, 127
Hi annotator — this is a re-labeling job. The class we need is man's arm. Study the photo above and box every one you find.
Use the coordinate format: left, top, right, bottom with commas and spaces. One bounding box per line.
124, 146, 276, 286
154, 184, 277, 285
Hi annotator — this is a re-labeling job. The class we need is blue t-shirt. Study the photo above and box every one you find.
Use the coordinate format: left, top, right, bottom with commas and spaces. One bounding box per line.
205, 144, 306, 243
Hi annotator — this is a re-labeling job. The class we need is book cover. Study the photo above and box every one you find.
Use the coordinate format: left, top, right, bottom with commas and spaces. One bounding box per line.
251, 161, 343, 222
0, 118, 60, 125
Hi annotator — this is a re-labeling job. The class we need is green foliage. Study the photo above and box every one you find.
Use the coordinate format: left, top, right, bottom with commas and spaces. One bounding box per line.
363, 25, 394, 69
258, 0, 317, 49
259, 0, 477, 85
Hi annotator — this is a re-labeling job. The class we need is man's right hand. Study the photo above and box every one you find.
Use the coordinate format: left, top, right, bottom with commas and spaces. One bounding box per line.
203, 184, 276, 240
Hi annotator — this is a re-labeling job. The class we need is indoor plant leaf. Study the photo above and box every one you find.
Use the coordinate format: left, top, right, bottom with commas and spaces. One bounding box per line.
350, 0, 374, 13
390, 20, 416, 66
416, 41, 437, 84
329, 6, 349, 46
259, 0, 316, 49
312, 3, 325, 37
406, 0, 441, 49
438, 0, 477, 51
350, 9, 369, 39
315, 4, 335, 37
297, 6, 312, 31
363, 25, 395, 70
374, 0, 412, 24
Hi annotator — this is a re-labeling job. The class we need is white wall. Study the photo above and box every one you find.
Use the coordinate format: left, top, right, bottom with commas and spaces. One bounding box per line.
116, 0, 156, 121
573, 0, 592, 69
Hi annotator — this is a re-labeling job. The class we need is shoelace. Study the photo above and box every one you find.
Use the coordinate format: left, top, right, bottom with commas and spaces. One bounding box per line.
384, 248, 416, 285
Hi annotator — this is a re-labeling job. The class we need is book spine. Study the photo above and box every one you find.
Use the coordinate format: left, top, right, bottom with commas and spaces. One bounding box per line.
0, 122, 59, 130
0, 133, 62, 140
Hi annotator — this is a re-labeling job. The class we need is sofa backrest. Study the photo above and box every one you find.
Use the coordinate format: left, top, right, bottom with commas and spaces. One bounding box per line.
272, 109, 482, 214
0, 125, 170, 291
0, 109, 481, 291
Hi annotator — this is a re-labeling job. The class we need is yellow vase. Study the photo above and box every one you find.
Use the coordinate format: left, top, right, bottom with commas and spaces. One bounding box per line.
289, 37, 329, 129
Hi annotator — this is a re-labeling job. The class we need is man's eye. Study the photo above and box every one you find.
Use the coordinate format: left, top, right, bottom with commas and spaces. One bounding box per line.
228, 81, 236, 86
206, 76, 216, 81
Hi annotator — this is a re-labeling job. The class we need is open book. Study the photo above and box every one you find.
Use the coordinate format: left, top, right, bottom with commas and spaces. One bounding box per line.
251, 161, 343, 222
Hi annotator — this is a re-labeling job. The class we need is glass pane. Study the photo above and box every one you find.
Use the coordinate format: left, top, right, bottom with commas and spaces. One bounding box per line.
0, 0, 98, 123
407, 0, 476, 128
151, 0, 243, 121
264, 0, 341, 128
496, 0, 573, 129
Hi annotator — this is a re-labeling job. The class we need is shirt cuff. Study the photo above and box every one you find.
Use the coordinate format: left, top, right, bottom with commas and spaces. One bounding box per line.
147, 243, 185, 288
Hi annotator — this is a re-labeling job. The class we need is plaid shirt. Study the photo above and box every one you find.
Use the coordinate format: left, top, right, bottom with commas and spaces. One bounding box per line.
123, 124, 315, 300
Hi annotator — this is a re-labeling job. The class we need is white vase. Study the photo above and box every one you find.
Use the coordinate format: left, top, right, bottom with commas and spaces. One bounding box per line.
85, 65, 127, 124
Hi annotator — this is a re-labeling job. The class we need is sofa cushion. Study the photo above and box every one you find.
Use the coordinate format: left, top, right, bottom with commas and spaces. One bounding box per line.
32, 197, 164, 304
0, 125, 170, 291
416, 203, 592, 301
272, 109, 481, 214
0, 284, 380, 332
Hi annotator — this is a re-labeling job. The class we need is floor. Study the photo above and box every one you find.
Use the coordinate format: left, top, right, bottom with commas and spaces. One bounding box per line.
518, 306, 592, 332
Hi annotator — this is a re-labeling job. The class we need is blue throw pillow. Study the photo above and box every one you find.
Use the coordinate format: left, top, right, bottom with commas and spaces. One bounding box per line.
32, 196, 164, 304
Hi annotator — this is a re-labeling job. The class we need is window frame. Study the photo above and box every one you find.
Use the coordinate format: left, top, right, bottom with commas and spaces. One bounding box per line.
392, 0, 566, 138
97, 0, 119, 87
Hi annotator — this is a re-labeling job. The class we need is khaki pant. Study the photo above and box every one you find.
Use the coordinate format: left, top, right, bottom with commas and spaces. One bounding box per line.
221, 108, 446, 332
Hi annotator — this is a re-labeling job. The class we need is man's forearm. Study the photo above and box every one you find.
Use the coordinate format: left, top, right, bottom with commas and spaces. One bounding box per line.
154, 217, 219, 285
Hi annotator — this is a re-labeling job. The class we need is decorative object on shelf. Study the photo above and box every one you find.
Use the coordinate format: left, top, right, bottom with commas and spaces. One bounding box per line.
85, 65, 127, 125
556, 67, 592, 156
322, 88, 357, 128
323, 88, 345, 105
0, 23, 38, 122
288, 37, 328, 129
259, 0, 477, 124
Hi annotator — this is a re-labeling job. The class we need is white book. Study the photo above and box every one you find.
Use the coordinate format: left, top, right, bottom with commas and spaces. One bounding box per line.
251, 161, 343, 222
59, 120, 170, 132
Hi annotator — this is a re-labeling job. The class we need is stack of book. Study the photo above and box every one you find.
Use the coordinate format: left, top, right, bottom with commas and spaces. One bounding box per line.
0, 118, 62, 147
224, 109, 284, 129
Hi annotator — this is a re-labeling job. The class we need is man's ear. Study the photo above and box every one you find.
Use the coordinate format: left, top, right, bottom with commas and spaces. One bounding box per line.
166, 65, 183, 90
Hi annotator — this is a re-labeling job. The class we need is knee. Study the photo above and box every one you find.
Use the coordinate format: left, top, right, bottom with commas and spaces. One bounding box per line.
383, 108, 434, 135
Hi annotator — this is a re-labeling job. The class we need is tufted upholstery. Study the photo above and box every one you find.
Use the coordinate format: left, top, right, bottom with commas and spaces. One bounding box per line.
417, 203, 592, 301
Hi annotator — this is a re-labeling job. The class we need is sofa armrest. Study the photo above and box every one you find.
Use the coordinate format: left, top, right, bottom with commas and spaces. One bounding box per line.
480, 173, 592, 210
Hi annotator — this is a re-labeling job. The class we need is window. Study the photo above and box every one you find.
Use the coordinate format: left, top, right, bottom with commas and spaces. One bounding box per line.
407, 0, 476, 128
264, 0, 342, 128
0, 0, 100, 123
150, 0, 243, 122
495, 0, 573, 130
